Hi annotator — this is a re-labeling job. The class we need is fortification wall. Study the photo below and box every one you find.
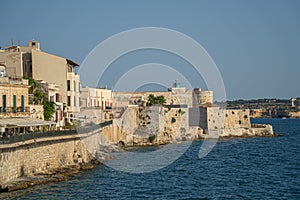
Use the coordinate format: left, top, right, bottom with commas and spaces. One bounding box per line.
206, 107, 226, 130
203, 108, 251, 130
225, 109, 251, 129
193, 89, 213, 106
219, 124, 274, 137
113, 91, 193, 108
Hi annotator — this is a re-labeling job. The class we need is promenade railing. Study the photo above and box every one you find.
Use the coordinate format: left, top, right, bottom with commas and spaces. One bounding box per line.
1, 120, 113, 145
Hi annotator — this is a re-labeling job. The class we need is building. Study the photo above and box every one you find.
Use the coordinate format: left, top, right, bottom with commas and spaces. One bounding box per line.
0, 74, 55, 135
193, 88, 213, 106
80, 86, 112, 109
0, 40, 80, 124
39, 81, 64, 127
79, 86, 113, 124
112, 80, 252, 134
0, 77, 29, 115
291, 98, 296, 108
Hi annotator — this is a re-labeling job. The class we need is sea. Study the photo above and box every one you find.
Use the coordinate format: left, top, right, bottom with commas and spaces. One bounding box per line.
1, 118, 299, 199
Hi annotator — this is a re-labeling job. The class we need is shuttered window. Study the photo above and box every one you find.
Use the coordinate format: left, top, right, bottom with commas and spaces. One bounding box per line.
13, 95, 16, 107
2, 95, 6, 112
21, 95, 24, 112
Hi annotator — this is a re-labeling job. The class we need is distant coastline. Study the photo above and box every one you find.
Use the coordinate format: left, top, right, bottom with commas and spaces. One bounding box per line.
226, 98, 300, 118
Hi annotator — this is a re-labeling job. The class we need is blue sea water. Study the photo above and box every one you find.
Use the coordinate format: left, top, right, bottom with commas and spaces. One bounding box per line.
1, 118, 299, 199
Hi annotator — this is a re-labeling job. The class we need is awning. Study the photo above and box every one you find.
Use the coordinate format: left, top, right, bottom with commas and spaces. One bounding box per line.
0, 118, 56, 128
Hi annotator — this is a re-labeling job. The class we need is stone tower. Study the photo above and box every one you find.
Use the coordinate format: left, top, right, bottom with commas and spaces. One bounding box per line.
193, 88, 213, 107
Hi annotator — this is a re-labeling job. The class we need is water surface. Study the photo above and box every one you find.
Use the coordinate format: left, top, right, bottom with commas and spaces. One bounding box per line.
1, 118, 299, 199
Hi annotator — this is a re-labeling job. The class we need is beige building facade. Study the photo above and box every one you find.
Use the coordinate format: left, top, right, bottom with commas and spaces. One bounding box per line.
79, 87, 113, 124
0, 40, 80, 124
80, 86, 112, 109
0, 77, 29, 115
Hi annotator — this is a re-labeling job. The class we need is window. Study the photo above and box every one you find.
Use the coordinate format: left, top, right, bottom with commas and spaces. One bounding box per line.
67, 80, 70, 91
74, 96, 76, 107
50, 96, 54, 102
67, 65, 73, 73
13, 95, 16, 107
67, 96, 71, 106
2, 95, 6, 112
56, 93, 60, 102
23, 61, 27, 73
21, 95, 24, 112
74, 81, 76, 91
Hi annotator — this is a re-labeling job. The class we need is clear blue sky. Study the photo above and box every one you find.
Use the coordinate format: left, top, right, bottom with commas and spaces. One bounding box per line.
1, 0, 299, 100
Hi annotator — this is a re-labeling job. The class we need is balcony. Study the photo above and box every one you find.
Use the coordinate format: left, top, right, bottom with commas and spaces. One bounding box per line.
0, 106, 30, 117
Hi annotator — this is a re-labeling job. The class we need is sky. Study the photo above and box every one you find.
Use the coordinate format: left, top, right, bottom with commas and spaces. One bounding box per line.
1, 0, 299, 100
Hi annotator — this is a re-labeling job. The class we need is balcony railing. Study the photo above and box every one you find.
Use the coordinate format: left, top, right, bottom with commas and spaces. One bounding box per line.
0, 106, 30, 113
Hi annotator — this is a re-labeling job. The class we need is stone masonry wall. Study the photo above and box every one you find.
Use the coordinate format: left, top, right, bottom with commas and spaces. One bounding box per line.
0, 129, 103, 189
225, 109, 251, 129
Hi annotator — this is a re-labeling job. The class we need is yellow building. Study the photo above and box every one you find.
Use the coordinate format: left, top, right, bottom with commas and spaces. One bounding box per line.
0, 77, 29, 115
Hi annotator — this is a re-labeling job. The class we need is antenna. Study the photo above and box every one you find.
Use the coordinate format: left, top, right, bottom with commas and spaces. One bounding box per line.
11, 39, 14, 46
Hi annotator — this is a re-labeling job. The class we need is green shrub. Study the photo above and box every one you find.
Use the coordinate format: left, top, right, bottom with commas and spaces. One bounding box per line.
146, 94, 166, 106
171, 117, 176, 123
64, 122, 72, 129
149, 134, 156, 143
43, 100, 56, 121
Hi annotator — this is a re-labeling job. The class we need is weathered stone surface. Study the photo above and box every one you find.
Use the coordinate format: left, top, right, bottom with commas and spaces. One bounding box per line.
0, 129, 103, 192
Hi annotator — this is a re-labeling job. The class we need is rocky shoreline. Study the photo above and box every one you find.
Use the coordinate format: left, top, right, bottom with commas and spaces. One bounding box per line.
0, 161, 101, 193
0, 126, 277, 193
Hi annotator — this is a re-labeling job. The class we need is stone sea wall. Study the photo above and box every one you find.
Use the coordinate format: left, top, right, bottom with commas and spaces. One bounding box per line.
0, 129, 103, 191
219, 124, 274, 137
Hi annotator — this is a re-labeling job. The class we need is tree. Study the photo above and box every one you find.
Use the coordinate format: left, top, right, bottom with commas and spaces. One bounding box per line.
157, 95, 166, 105
24, 77, 46, 104
43, 100, 56, 121
146, 94, 166, 106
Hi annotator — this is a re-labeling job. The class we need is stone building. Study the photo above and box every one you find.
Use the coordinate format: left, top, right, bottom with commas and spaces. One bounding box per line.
80, 86, 112, 109
193, 88, 213, 106
0, 40, 80, 124
112, 80, 254, 140
79, 87, 113, 124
